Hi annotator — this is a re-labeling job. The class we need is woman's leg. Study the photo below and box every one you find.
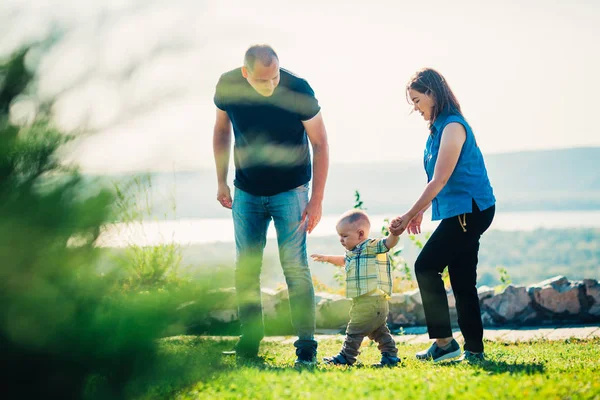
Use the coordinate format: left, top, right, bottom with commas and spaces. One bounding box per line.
415, 218, 463, 342
448, 237, 484, 352
448, 204, 495, 353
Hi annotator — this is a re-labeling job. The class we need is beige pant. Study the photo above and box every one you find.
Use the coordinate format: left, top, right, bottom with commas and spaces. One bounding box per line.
340, 295, 397, 364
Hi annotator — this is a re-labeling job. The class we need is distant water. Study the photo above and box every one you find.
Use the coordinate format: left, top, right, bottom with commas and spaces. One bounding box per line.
97, 210, 600, 248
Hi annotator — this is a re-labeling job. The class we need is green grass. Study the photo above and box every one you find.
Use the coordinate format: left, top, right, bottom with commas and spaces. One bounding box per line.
109, 336, 600, 400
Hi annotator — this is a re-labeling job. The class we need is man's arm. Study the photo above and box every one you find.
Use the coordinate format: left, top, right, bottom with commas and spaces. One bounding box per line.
302, 111, 329, 233
213, 108, 233, 209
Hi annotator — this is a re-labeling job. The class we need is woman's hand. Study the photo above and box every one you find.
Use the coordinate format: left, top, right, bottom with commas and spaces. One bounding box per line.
389, 214, 412, 236
406, 211, 424, 235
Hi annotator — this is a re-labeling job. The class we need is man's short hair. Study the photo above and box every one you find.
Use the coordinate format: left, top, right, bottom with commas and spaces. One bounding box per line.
244, 45, 279, 71
338, 209, 371, 229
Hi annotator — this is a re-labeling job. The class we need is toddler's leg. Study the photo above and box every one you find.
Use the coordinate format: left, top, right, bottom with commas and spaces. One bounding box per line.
369, 297, 400, 367
368, 323, 398, 357
339, 333, 365, 364
324, 298, 372, 365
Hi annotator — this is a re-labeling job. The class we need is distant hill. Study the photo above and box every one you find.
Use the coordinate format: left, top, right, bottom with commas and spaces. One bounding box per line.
90, 147, 600, 219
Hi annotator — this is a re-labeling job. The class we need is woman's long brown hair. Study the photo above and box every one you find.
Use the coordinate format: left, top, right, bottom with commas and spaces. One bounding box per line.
406, 68, 462, 130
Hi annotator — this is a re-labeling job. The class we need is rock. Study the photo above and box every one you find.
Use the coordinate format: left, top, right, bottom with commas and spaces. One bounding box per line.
517, 309, 539, 324
388, 293, 407, 318
388, 293, 407, 307
528, 277, 582, 315
481, 311, 496, 326
315, 292, 352, 329
261, 288, 280, 319
203, 287, 238, 323
203, 287, 286, 323
207, 287, 237, 309
477, 285, 495, 301
394, 289, 426, 325
389, 293, 420, 326
534, 275, 568, 288
392, 313, 416, 325
584, 279, 600, 316
406, 289, 422, 305
208, 309, 238, 323
482, 285, 531, 321
314, 291, 343, 304
275, 287, 290, 302
447, 289, 456, 309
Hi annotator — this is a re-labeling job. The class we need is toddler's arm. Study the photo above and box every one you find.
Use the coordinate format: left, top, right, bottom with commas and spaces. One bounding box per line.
385, 233, 400, 250
311, 254, 345, 267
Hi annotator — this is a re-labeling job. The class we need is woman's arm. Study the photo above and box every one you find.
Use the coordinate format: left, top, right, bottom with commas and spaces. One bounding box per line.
390, 122, 466, 234
405, 122, 466, 218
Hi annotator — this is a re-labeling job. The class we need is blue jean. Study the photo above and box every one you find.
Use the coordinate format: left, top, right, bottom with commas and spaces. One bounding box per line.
232, 184, 317, 354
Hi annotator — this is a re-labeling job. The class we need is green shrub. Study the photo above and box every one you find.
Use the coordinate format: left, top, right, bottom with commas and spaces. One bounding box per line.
0, 48, 221, 400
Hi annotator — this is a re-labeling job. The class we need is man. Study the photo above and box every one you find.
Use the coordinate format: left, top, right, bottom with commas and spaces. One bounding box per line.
212, 44, 329, 365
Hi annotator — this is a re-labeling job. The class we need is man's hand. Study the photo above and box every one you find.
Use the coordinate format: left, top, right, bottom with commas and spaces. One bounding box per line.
217, 183, 232, 209
301, 198, 322, 233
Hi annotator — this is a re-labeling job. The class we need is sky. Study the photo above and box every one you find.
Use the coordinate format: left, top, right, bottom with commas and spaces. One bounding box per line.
2, 0, 599, 173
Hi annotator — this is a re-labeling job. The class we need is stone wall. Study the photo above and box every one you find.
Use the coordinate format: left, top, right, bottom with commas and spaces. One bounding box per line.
201, 276, 600, 332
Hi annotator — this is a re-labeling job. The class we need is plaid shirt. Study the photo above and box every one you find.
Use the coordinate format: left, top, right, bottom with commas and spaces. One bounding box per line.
345, 238, 393, 298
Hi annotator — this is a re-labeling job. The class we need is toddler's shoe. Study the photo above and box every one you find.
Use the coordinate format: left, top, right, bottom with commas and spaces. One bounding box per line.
372, 352, 401, 368
323, 353, 352, 366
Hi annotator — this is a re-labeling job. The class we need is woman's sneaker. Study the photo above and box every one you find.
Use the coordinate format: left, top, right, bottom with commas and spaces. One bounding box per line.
458, 350, 485, 363
416, 339, 461, 362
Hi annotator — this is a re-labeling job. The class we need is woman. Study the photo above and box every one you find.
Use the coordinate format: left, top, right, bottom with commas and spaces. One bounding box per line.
390, 68, 496, 363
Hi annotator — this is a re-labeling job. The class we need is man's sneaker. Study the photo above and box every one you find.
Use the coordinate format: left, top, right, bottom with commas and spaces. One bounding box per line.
222, 342, 260, 359
458, 350, 485, 363
323, 353, 352, 366
416, 339, 461, 362
372, 352, 401, 368
295, 347, 317, 366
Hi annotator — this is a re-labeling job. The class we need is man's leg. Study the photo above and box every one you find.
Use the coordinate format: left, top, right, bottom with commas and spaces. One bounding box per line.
269, 184, 317, 359
232, 187, 270, 355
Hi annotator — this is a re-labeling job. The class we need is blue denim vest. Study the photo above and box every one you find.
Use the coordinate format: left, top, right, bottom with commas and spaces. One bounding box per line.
424, 113, 496, 221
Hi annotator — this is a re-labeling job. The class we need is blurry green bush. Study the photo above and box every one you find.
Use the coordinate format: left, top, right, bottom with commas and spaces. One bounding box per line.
0, 48, 224, 400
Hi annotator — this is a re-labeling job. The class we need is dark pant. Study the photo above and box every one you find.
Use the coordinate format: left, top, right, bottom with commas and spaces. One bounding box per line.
415, 201, 495, 353
340, 295, 397, 364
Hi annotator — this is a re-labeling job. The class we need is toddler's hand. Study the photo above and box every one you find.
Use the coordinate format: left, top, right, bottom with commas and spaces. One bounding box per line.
389, 214, 410, 236
389, 217, 402, 232
311, 254, 327, 263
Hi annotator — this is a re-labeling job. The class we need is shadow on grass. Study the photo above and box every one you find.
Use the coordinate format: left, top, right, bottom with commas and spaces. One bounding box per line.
439, 358, 546, 375
97, 337, 334, 398
87, 337, 234, 399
